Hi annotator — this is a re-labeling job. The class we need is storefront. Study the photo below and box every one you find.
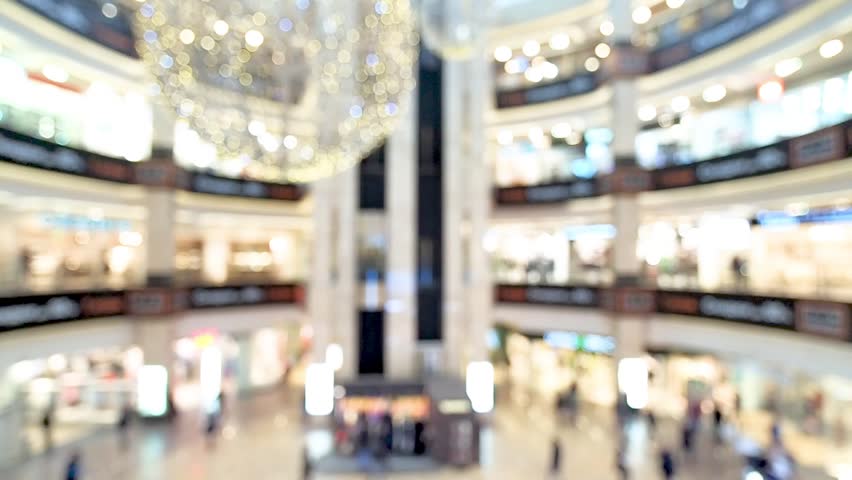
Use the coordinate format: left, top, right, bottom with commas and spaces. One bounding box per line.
487, 224, 614, 286
0, 54, 151, 162
491, 326, 617, 408
3, 345, 142, 428
638, 206, 852, 299
493, 128, 613, 187
175, 217, 307, 287
171, 324, 305, 412
0, 199, 147, 294
636, 70, 852, 169
647, 350, 852, 443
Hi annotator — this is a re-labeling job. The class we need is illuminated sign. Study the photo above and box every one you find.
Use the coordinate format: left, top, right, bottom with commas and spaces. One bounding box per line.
465, 362, 494, 414
305, 363, 334, 416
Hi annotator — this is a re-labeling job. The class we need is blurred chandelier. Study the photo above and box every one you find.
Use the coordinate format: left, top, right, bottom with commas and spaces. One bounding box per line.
419, 0, 490, 60
133, 0, 418, 183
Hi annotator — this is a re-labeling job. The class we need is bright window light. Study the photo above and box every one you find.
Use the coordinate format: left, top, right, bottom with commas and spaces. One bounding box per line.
137, 365, 169, 417
617, 358, 648, 409
466, 361, 495, 414
325, 344, 344, 372
497, 129, 513, 145
305, 363, 334, 416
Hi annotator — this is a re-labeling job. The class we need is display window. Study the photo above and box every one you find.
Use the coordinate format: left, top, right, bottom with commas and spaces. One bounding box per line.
493, 128, 613, 187
492, 328, 617, 408
0, 201, 147, 295
0, 55, 152, 162
637, 71, 852, 169
487, 224, 614, 286
4, 346, 142, 427
639, 207, 852, 300
332, 394, 431, 456
175, 222, 306, 286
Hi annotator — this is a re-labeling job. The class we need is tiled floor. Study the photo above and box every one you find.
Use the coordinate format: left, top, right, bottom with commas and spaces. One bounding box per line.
2, 389, 839, 480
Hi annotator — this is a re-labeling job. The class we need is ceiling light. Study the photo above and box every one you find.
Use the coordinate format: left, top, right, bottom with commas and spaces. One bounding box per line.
244, 29, 265, 48
42, 65, 69, 83
504, 57, 525, 74
600, 20, 614, 37
522, 40, 541, 57
497, 130, 513, 145
595, 43, 611, 58
702, 84, 727, 103
528, 127, 544, 142
283, 135, 298, 149
551, 123, 572, 138
494, 45, 512, 62
666, 0, 685, 7
638, 105, 657, 122
213, 20, 230, 36
101, 2, 118, 18
541, 62, 559, 79
549, 33, 570, 50
671, 95, 691, 112
584, 57, 600, 72
758, 79, 784, 103
179, 29, 196, 45
632, 6, 652, 25
774, 57, 802, 78
524, 67, 543, 83
819, 39, 843, 59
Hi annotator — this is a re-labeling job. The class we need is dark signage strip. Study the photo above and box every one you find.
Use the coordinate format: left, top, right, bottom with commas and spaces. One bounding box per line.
650, 0, 809, 71
496, 73, 598, 109
15, 0, 137, 58
0, 127, 134, 183
0, 284, 304, 333
0, 127, 304, 201
494, 285, 852, 343
495, 179, 599, 205
495, 285, 601, 308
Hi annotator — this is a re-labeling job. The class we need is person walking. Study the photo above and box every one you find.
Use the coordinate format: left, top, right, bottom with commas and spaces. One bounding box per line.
660, 449, 675, 480
550, 437, 562, 478
65, 452, 81, 480
118, 402, 132, 450
41, 407, 54, 451
713, 402, 724, 445
302, 447, 313, 480
616, 447, 629, 480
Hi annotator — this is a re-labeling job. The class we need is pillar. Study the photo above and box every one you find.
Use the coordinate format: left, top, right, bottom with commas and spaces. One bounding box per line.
384, 86, 418, 379
332, 166, 358, 379
308, 178, 334, 364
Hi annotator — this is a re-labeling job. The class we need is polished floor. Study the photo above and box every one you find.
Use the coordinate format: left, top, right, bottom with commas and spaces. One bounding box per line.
3, 388, 840, 480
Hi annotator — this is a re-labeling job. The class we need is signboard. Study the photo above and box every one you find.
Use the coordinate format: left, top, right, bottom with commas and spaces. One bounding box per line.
0, 291, 125, 333
654, 143, 789, 189
16, 0, 137, 57
657, 291, 795, 329
495, 285, 600, 308
188, 284, 304, 309
495, 180, 598, 205
650, 0, 808, 70
189, 173, 303, 200
0, 127, 134, 182
496, 73, 598, 109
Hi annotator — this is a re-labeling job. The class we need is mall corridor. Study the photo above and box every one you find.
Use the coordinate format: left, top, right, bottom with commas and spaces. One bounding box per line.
2, 389, 837, 480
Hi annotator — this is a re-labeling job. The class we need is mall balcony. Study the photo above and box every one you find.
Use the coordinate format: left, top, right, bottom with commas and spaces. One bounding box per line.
0, 0, 851, 480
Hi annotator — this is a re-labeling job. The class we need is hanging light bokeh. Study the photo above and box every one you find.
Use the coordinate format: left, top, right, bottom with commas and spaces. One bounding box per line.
133, 0, 418, 183
418, 0, 490, 60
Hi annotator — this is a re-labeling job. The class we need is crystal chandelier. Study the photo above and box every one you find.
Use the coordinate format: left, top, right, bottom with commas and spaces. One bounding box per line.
419, 0, 490, 60
133, 0, 418, 183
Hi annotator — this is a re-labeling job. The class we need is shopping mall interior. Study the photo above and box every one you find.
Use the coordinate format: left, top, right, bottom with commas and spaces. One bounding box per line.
0, 0, 851, 479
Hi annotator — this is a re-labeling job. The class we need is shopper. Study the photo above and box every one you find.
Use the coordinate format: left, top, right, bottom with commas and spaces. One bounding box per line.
550, 437, 562, 477
616, 447, 629, 480
65, 452, 81, 480
681, 419, 695, 456
660, 449, 675, 480
712, 402, 724, 444
41, 406, 54, 451
118, 402, 132, 450
302, 447, 313, 480
566, 382, 579, 427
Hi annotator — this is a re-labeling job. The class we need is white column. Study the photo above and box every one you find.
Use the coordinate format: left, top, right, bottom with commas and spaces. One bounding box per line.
333, 167, 358, 379
145, 189, 176, 286
201, 232, 229, 285
309, 178, 334, 363
443, 59, 465, 376
465, 51, 493, 366
385, 87, 418, 379
612, 196, 641, 280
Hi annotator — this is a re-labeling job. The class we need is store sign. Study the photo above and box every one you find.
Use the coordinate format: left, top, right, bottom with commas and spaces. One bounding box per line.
794, 301, 852, 340
0, 128, 133, 182
755, 207, 852, 227
495, 180, 598, 205
658, 291, 795, 329
650, 0, 808, 70
495, 285, 599, 308
190, 173, 303, 201
543, 331, 616, 354
189, 284, 303, 309
496, 74, 598, 108
654, 144, 788, 189
16, 0, 137, 57
789, 124, 849, 169
0, 292, 125, 332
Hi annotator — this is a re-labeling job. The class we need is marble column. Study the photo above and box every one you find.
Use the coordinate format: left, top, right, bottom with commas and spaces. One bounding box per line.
384, 86, 418, 379
308, 177, 334, 364
332, 166, 358, 379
